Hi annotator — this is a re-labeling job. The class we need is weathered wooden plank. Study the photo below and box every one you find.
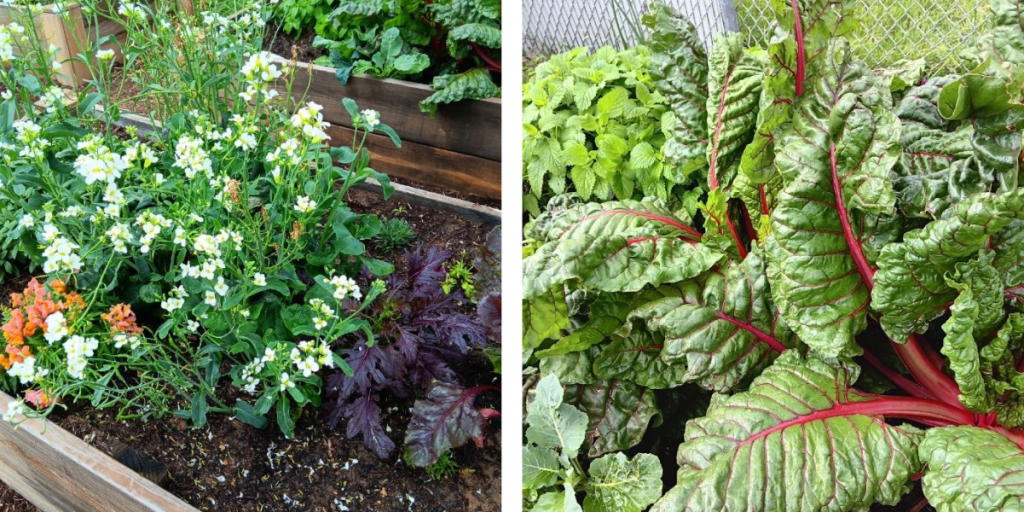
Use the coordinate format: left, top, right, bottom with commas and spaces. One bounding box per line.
275, 56, 501, 162
0, 391, 199, 512
354, 177, 500, 226
326, 124, 501, 201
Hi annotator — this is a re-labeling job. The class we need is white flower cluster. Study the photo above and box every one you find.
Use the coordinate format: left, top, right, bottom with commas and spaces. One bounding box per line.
9, 357, 48, 385
294, 195, 316, 213
40, 86, 64, 114
172, 136, 213, 179
105, 222, 132, 253
74, 136, 128, 185
161, 285, 188, 313
63, 335, 98, 379
289, 340, 335, 377
239, 52, 282, 104
124, 141, 157, 169
290, 102, 330, 143
3, 400, 25, 423
44, 311, 68, 344
361, 109, 381, 129
239, 345, 280, 393
328, 274, 362, 301
113, 333, 142, 350
309, 298, 336, 331
117, 1, 147, 20
42, 236, 83, 273
134, 211, 172, 254
266, 137, 302, 166
14, 119, 50, 160
0, 23, 25, 64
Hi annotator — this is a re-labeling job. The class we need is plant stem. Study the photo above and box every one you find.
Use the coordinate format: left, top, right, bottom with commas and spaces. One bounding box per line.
859, 350, 936, 401
892, 334, 965, 409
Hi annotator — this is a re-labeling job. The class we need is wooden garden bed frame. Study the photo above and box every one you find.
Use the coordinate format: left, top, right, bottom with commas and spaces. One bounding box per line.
0, 391, 199, 512
270, 55, 502, 202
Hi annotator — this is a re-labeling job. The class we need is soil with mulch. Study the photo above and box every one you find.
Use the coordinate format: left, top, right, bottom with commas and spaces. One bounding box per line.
0, 191, 500, 512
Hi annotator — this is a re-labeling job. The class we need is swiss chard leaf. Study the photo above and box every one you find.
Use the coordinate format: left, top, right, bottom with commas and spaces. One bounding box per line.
403, 381, 496, 467
652, 352, 924, 512
920, 425, 1024, 512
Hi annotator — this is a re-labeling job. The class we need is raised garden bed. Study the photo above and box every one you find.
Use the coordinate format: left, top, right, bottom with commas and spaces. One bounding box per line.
0, 185, 501, 512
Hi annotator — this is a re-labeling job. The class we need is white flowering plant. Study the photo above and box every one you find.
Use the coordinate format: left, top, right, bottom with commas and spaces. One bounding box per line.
0, 1, 406, 437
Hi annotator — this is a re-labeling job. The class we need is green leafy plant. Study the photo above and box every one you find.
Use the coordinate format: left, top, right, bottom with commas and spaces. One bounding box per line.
523, 1, 1024, 510
522, 45, 700, 217
374, 217, 416, 254
318, 27, 430, 84
523, 374, 662, 512
274, 0, 336, 36
422, 450, 459, 480
442, 257, 476, 298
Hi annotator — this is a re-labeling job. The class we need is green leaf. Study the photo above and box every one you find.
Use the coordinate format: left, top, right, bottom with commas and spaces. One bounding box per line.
651, 352, 923, 512
523, 285, 570, 350
531, 486, 582, 512
525, 375, 588, 458
645, 3, 708, 171
448, 23, 501, 49
920, 425, 1024, 512
766, 39, 901, 358
420, 68, 500, 115
393, 53, 429, 74
568, 379, 660, 457
522, 445, 561, 490
190, 392, 208, 428
536, 294, 629, 358
233, 400, 268, 429
704, 32, 763, 190
940, 253, 1006, 412
523, 199, 721, 299
584, 452, 662, 512
277, 397, 295, 438
873, 188, 1024, 342
629, 247, 796, 391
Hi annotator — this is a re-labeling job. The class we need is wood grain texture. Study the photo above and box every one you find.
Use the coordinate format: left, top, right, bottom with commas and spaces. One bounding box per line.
0, 391, 198, 512
276, 56, 502, 161
327, 124, 501, 201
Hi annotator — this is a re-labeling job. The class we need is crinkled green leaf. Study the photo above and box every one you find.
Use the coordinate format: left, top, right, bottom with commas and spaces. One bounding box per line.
539, 346, 600, 386
941, 253, 1006, 412
523, 199, 721, 299
532, 485, 583, 512
645, 2, 708, 170
524, 284, 570, 349
583, 452, 662, 512
920, 425, 1024, 512
739, 0, 854, 182
630, 247, 797, 391
873, 188, 1024, 341
566, 379, 661, 457
526, 375, 589, 458
705, 33, 763, 190
875, 58, 925, 92
537, 294, 630, 357
766, 39, 900, 357
651, 352, 923, 512
593, 328, 687, 389
421, 68, 500, 114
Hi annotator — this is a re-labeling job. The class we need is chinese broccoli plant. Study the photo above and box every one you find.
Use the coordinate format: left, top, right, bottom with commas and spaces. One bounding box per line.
522, 0, 1024, 511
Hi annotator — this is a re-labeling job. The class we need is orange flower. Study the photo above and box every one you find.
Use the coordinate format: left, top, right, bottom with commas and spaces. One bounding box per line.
4, 345, 32, 367
10, 292, 23, 308
2, 309, 25, 347
102, 304, 143, 335
24, 390, 54, 408
50, 279, 66, 294
61, 292, 86, 320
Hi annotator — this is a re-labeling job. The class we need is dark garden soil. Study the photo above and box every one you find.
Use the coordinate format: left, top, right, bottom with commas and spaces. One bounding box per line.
0, 190, 501, 512
265, 24, 324, 64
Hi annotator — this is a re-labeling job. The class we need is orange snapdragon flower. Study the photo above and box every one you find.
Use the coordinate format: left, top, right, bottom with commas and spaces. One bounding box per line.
2, 309, 25, 347
102, 304, 143, 335
24, 389, 55, 408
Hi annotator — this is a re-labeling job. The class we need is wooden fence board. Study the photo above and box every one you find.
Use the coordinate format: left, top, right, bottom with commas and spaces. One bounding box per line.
326, 124, 501, 201
0, 391, 199, 512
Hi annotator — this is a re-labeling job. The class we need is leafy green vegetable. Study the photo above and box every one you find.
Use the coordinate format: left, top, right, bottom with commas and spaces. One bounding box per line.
522, 1, 1024, 511
524, 375, 663, 512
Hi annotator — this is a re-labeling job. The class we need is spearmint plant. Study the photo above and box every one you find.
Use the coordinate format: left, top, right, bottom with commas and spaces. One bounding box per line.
523, 1, 1024, 510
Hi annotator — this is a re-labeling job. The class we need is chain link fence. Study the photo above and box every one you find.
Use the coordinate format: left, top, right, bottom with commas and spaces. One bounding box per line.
524, 0, 990, 71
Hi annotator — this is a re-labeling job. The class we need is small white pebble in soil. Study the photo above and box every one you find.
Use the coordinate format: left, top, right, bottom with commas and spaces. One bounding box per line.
333, 498, 351, 511
243, 470, 250, 478
216, 476, 226, 483
236, 493, 244, 499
